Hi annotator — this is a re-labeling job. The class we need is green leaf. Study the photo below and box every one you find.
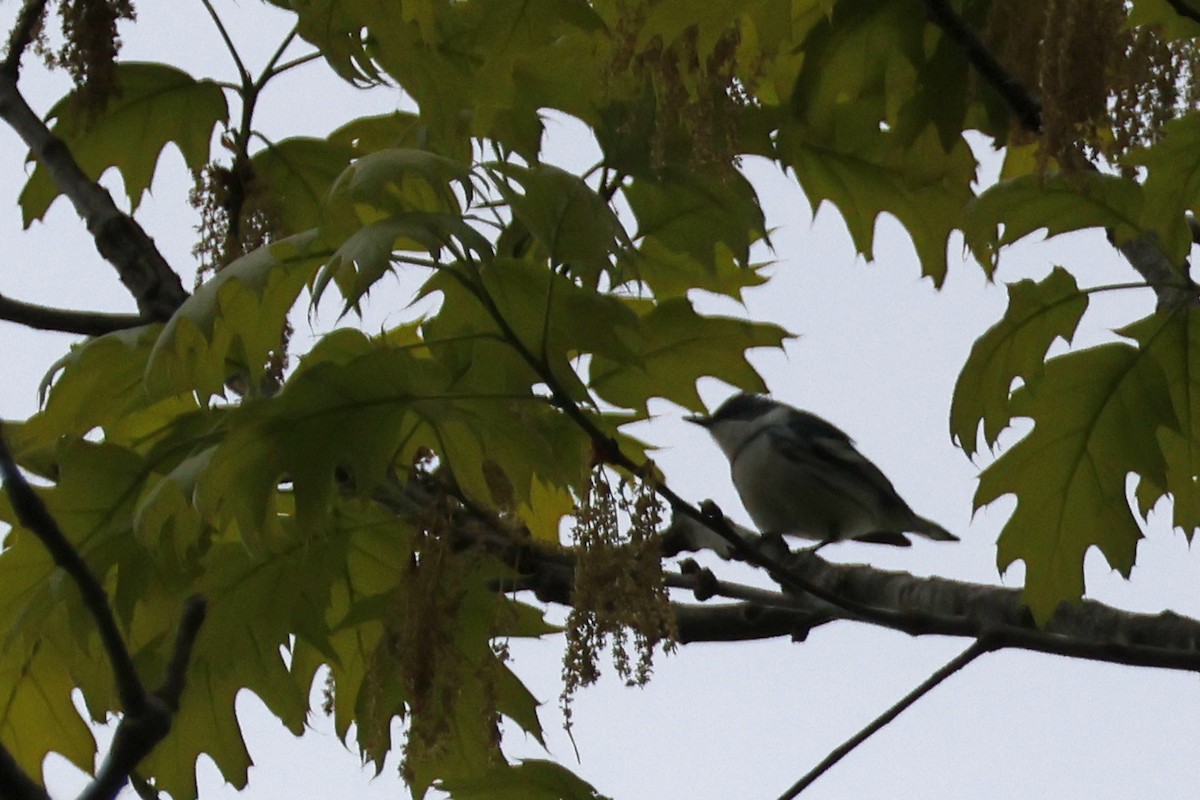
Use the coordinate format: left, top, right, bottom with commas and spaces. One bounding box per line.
1124, 112, 1200, 266
287, 0, 390, 85
196, 347, 443, 539
517, 477, 575, 543
420, 258, 640, 402
0, 438, 182, 783
250, 137, 355, 235
978, 337, 1176, 623
141, 530, 348, 800
963, 173, 1148, 276
623, 169, 766, 291
789, 0, 921, 132
777, 118, 976, 285
621, 238, 769, 300
491, 163, 628, 286
1128, 0, 1200, 40
147, 232, 325, 399
314, 213, 493, 312
329, 110, 473, 163
133, 447, 212, 577
328, 148, 472, 220
1126, 310, 1200, 537
636, 0, 750, 55
0, 625, 96, 783
370, 0, 605, 156
8, 325, 200, 472
439, 759, 607, 800
950, 268, 1089, 457
589, 296, 790, 414
20, 62, 227, 225
0, 438, 169, 630
198, 340, 589, 536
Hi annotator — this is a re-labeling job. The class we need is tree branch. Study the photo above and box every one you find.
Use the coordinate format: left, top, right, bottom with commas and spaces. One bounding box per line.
0, 429, 206, 800
923, 0, 1042, 134
0, 73, 188, 320
389, 475, 1200, 673
718, 547, 1200, 673
1111, 231, 1198, 312
776, 639, 992, 799
922, 0, 1199, 309
0, 290, 146, 335
83, 596, 206, 800
0, 426, 147, 714
1, 0, 49, 79
0, 740, 51, 800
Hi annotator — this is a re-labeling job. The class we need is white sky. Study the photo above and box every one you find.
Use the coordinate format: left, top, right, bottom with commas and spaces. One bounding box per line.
2, 3, 1199, 799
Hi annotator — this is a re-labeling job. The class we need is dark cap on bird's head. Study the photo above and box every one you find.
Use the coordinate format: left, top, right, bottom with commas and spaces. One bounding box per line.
685, 393, 774, 428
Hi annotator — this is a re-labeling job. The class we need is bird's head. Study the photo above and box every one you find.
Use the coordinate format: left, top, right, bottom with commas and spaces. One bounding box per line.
686, 393, 781, 460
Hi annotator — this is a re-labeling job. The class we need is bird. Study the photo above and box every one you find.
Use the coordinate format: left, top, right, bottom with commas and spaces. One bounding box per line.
686, 393, 958, 548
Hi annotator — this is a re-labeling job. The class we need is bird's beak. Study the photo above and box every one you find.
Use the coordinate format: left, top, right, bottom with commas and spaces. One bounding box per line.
685, 413, 712, 427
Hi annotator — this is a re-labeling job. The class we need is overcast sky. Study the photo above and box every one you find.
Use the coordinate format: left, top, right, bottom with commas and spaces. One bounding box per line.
3, 3, 1200, 799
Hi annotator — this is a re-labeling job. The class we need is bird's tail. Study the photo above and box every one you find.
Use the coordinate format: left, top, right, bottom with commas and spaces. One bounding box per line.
912, 515, 959, 542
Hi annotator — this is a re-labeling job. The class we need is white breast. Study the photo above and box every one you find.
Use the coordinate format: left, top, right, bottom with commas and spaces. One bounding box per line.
729, 431, 879, 541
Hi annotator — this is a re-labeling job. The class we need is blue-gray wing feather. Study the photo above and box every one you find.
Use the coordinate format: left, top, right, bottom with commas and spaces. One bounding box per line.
775, 412, 911, 516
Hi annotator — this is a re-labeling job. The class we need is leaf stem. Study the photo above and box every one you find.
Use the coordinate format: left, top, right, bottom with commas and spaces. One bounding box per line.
263, 50, 322, 83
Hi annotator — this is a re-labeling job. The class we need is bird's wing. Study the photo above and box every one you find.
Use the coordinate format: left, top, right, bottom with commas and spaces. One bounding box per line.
777, 412, 911, 516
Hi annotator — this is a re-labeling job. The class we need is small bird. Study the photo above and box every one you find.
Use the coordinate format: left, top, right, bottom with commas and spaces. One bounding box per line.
687, 393, 957, 548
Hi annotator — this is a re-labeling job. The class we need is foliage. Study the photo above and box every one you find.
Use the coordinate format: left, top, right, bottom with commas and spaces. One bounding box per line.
3, 0, 1200, 797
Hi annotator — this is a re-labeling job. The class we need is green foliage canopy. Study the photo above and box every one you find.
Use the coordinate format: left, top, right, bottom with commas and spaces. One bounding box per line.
3, 1, 1200, 797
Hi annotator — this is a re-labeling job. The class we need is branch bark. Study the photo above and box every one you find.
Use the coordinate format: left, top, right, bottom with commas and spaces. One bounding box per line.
0, 429, 206, 800
0, 291, 146, 335
0, 17, 188, 320
0, 742, 51, 800
925, 0, 1198, 310
408, 478, 1200, 674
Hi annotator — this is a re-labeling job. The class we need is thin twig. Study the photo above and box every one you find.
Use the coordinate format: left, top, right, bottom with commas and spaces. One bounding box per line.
156, 595, 207, 708
0, 291, 146, 335
255, 28, 299, 89
1, 0, 50, 78
776, 639, 992, 799
923, 0, 1042, 133
263, 50, 321, 81
198, 0, 249, 85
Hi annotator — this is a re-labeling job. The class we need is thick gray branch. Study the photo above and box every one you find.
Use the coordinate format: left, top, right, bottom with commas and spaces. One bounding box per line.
408, 478, 1200, 674
765, 551, 1200, 672
1114, 231, 1196, 312
0, 76, 188, 320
